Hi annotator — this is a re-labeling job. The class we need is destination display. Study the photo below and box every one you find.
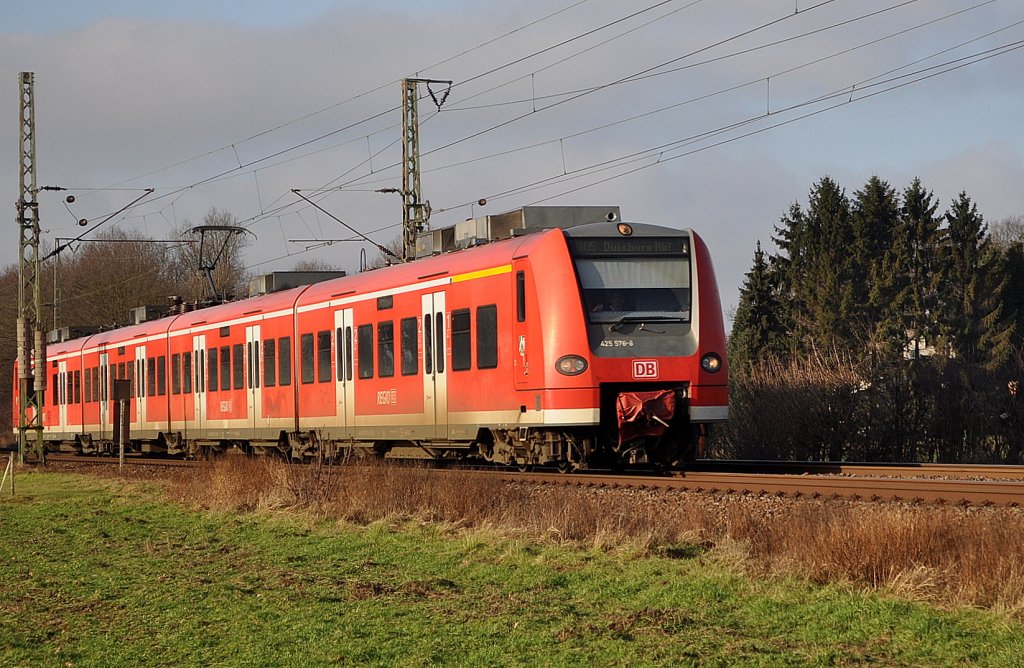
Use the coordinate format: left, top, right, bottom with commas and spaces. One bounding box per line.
568, 236, 689, 257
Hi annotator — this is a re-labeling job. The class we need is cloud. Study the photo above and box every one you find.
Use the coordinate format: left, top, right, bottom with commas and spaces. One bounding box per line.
0, 0, 1020, 321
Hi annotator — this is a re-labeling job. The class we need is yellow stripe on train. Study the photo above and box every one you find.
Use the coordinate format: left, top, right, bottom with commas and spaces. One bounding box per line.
450, 264, 512, 283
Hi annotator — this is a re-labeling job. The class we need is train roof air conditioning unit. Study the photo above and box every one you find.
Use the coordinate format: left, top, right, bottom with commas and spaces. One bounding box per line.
248, 271, 348, 297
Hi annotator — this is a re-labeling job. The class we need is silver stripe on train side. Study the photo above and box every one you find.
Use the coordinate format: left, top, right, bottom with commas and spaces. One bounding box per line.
690, 405, 728, 421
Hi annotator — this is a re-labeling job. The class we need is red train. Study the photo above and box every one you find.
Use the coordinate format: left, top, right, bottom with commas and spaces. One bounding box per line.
13, 206, 728, 470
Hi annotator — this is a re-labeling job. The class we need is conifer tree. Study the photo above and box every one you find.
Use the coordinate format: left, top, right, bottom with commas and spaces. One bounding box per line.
1003, 243, 1024, 351
942, 192, 985, 359
989, 217, 1024, 352
730, 241, 787, 369
770, 201, 806, 348
851, 176, 901, 356
943, 193, 1016, 368
772, 177, 855, 353
894, 178, 942, 358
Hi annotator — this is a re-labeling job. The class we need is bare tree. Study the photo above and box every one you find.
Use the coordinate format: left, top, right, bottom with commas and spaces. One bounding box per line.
167, 208, 251, 303
55, 228, 176, 327
990, 215, 1024, 248
291, 258, 344, 272
364, 234, 404, 270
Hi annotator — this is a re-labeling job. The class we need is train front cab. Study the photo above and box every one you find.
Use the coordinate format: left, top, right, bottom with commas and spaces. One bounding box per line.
545, 221, 728, 467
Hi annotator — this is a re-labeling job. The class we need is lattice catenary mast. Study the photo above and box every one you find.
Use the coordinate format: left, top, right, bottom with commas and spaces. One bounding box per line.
401, 77, 450, 261
16, 72, 46, 465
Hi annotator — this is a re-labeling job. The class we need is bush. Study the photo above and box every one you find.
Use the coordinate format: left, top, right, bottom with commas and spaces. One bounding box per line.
716, 352, 1024, 463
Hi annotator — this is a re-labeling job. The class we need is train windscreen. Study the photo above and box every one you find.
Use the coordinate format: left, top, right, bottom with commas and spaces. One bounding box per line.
570, 238, 691, 323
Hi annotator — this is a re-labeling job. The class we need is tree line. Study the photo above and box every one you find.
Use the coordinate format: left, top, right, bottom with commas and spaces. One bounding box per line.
724, 176, 1024, 463
0, 203, 395, 442
1, 208, 250, 439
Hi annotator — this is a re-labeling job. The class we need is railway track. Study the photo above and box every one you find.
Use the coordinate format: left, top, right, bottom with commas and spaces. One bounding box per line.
34, 454, 1024, 507
688, 459, 1024, 481
498, 470, 1024, 507
43, 454, 200, 469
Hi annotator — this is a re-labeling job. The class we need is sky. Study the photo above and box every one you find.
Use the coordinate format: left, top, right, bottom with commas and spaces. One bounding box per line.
2, 0, 1022, 328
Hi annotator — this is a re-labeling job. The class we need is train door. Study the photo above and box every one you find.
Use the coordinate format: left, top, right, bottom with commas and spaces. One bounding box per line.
58, 360, 68, 429
421, 291, 448, 440
513, 260, 533, 390
334, 309, 355, 434
192, 335, 207, 430
99, 352, 110, 438
246, 325, 262, 431
133, 347, 146, 428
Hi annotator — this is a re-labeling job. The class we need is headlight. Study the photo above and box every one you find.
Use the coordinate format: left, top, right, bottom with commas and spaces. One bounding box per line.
700, 353, 722, 373
555, 355, 588, 376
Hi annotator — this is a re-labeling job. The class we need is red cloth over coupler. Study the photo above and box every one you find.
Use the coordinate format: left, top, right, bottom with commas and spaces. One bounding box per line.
616, 389, 677, 445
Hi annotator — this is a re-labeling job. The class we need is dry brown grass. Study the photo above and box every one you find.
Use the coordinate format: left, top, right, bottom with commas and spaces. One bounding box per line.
164, 457, 1024, 617
721, 502, 1024, 615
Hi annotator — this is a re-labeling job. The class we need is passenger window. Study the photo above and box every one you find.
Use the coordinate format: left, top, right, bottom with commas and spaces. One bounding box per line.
157, 356, 167, 396
477, 304, 498, 369
233, 343, 244, 390
317, 330, 332, 383
220, 345, 231, 392
378, 321, 394, 378
279, 336, 292, 386
400, 317, 418, 376
172, 354, 180, 395
452, 309, 471, 371
358, 324, 374, 379
183, 352, 192, 394
208, 347, 218, 393
301, 333, 315, 384
264, 339, 276, 387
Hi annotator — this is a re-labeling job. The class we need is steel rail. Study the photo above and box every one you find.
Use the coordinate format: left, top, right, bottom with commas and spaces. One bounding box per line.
690, 460, 1024, 480
492, 470, 1024, 507
35, 455, 1024, 506
44, 454, 200, 469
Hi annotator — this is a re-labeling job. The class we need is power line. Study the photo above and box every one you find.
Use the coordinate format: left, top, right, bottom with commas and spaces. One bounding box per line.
63, 0, 906, 242
325, 0, 852, 192
87, 0, 734, 238
178, 0, 1018, 243
476, 39, 1024, 208
101, 0, 599, 191
406, 2, 1016, 196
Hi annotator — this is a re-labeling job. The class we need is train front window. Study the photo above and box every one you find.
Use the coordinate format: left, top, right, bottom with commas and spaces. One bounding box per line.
575, 256, 690, 323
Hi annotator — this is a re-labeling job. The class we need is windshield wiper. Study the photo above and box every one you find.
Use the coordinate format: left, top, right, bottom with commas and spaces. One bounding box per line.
608, 314, 687, 332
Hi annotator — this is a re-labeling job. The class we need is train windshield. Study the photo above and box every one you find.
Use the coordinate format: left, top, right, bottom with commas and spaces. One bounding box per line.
575, 256, 691, 323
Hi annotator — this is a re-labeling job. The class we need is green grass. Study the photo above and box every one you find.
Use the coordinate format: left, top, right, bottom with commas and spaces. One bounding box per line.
2, 472, 1022, 667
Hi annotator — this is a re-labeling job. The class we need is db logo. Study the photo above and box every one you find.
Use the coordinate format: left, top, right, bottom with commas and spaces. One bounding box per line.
632, 360, 659, 379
